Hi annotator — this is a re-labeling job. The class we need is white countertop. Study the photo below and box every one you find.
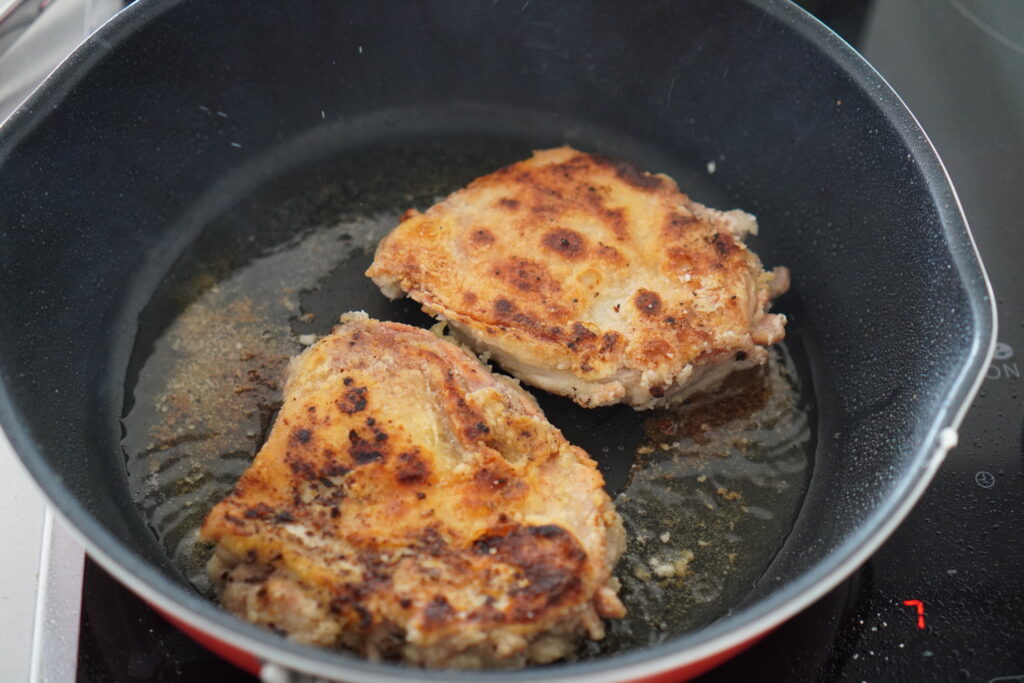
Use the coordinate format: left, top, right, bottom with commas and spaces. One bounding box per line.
0, 431, 46, 682
0, 430, 87, 683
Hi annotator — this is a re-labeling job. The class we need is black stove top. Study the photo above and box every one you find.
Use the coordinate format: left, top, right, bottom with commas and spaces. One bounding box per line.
74, 1, 1024, 681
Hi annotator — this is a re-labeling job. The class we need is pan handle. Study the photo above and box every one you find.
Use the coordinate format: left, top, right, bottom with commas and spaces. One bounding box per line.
0, 0, 43, 59
261, 661, 347, 683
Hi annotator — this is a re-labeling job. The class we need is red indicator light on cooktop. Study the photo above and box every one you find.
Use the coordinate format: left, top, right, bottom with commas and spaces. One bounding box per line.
903, 599, 926, 629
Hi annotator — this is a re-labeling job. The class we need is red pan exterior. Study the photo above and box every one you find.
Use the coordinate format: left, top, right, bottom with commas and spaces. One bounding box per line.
159, 591, 767, 682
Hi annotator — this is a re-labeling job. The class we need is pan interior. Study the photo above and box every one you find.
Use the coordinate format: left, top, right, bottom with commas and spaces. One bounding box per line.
119, 131, 815, 660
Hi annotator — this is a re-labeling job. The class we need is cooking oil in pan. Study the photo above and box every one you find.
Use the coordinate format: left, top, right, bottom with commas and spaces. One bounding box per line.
584, 345, 812, 656
120, 138, 813, 658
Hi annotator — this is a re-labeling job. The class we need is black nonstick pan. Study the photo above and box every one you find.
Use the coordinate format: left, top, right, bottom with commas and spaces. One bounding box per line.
0, 0, 994, 681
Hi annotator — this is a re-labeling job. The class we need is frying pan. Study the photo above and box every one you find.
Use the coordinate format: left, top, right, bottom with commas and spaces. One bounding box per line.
0, 0, 995, 680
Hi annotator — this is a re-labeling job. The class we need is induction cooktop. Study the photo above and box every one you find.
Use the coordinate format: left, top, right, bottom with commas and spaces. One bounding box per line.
6, 1, 1022, 681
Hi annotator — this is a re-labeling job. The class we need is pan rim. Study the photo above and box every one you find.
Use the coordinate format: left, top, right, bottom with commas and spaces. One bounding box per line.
0, 0, 997, 679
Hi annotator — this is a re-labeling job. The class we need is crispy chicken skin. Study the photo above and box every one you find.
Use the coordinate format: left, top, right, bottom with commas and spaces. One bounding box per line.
200, 313, 625, 669
367, 147, 789, 409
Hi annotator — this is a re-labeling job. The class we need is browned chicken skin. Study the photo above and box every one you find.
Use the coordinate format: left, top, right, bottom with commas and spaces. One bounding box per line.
367, 147, 789, 409
200, 313, 625, 668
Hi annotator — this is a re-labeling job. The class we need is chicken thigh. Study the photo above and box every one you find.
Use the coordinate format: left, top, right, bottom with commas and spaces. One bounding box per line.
200, 313, 625, 668
367, 147, 789, 409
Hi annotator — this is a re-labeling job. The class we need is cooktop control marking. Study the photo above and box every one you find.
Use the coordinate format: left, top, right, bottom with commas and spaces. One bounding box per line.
902, 599, 926, 629
986, 342, 1018, 380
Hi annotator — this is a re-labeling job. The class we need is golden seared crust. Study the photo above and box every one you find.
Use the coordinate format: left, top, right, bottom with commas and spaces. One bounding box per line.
200, 313, 625, 668
367, 147, 789, 409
